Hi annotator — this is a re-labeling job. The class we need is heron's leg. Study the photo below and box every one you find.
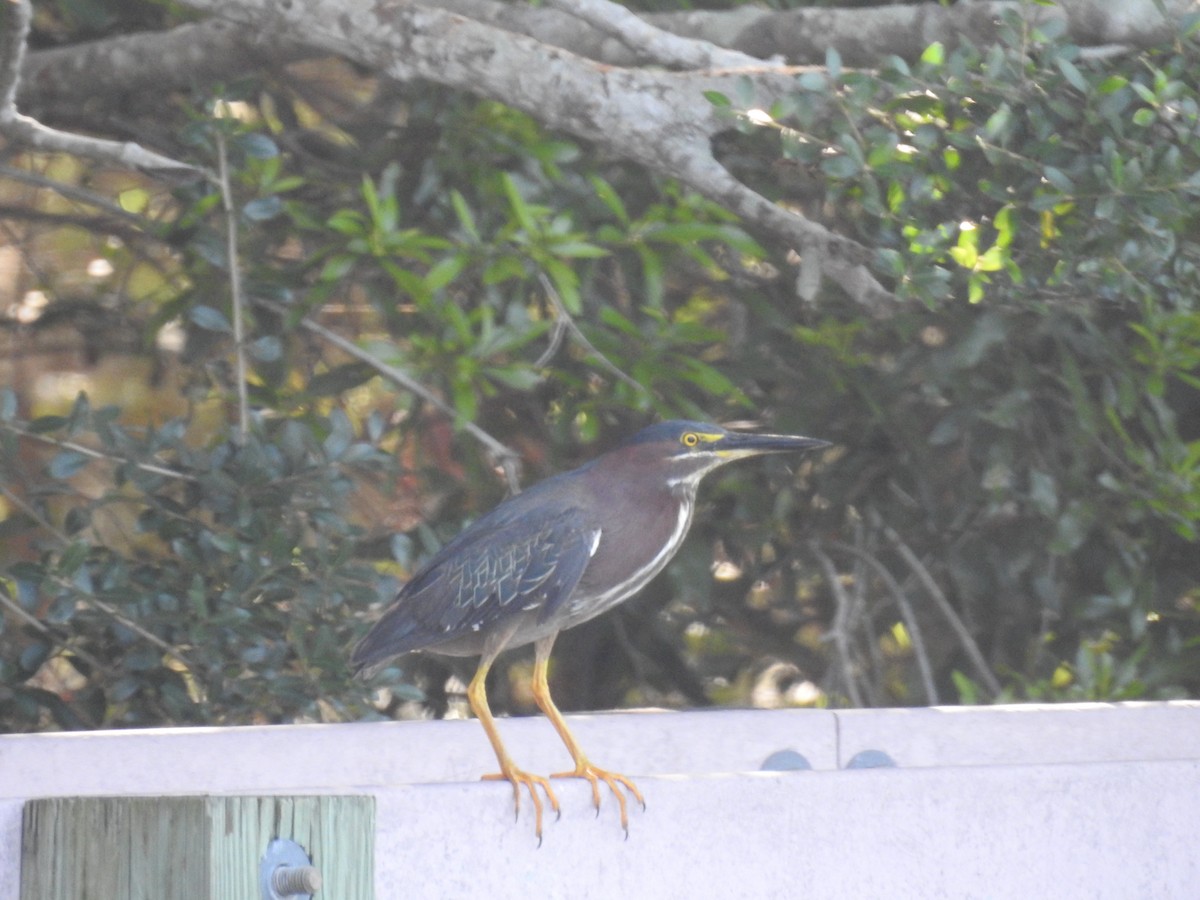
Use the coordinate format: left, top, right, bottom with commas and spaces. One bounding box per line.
531, 634, 645, 836
468, 652, 560, 843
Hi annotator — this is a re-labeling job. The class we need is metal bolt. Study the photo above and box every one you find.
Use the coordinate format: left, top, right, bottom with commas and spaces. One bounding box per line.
261, 838, 321, 899
845, 749, 897, 769
272, 865, 323, 896
761, 749, 813, 771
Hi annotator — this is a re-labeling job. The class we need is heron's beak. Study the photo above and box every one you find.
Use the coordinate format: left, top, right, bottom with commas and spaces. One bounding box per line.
714, 430, 831, 459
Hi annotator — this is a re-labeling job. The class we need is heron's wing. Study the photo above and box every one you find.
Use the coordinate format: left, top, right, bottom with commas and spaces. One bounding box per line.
425, 506, 596, 632
351, 507, 596, 669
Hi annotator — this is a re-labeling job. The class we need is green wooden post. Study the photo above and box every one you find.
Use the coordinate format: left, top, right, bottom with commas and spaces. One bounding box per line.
20, 795, 374, 900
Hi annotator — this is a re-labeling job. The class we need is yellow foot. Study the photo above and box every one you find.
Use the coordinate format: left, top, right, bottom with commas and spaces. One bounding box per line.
482, 767, 561, 844
552, 762, 645, 836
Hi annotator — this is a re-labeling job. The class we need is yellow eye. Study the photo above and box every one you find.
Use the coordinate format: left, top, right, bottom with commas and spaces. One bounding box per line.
681, 432, 699, 447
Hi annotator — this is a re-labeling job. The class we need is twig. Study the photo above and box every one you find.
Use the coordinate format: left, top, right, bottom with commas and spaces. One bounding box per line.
82, 589, 196, 673
874, 512, 1003, 698
0, 420, 197, 483
536, 273, 648, 396
0, 0, 32, 115
214, 131, 251, 444
0, 589, 110, 677
809, 541, 864, 707
0, 0, 202, 178
0, 480, 69, 543
0, 487, 120, 678
0, 163, 156, 229
254, 297, 524, 491
825, 538, 940, 705
0, 480, 196, 673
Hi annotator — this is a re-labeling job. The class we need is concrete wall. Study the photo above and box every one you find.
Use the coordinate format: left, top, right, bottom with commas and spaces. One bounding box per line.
3, 702, 1198, 898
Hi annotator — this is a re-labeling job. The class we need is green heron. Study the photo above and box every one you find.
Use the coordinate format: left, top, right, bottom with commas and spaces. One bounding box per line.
352, 420, 827, 840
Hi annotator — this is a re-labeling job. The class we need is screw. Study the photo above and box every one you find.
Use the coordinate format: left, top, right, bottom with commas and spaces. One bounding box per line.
271, 865, 323, 896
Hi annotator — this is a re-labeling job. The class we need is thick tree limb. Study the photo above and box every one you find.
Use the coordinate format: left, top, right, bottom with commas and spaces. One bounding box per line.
13, 0, 1194, 307
20, 0, 1199, 117
179, 0, 892, 310
18, 18, 314, 119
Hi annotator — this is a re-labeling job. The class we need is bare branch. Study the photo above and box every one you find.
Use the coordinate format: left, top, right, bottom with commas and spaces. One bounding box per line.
253, 298, 524, 491
670, 150, 894, 312
215, 131, 251, 444
544, 0, 762, 69
0, 0, 29, 114
824, 538, 940, 705
536, 273, 648, 397
0, 586, 110, 679
2, 115, 203, 176
874, 513, 1004, 698
0, 482, 192, 674
0, 0, 202, 177
82, 591, 196, 673
809, 540, 865, 707
0, 163, 157, 229
0, 421, 198, 484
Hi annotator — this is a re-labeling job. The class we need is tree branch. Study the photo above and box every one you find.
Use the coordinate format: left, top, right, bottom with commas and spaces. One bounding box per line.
20, 0, 1197, 121
18, 18, 314, 119
0, 0, 202, 177
215, 131, 251, 444
809, 541, 866, 706
177, 0, 894, 309
874, 513, 1003, 698
544, 0, 761, 69
252, 298, 524, 491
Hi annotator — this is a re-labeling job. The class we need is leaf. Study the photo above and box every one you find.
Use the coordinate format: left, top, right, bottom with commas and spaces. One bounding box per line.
1132, 107, 1156, 127
1043, 166, 1074, 192
425, 255, 467, 293
983, 103, 1012, 141
449, 190, 479, 243
820, 154, 861, 179
247, 336, 283, 362
19, 642, 49, 674
235, 133, 279, 159
57, 540, 89, 577
1055, 57, 1088, 93
798, 71, 826, 92
189, 304, 233, 333
825, 46, 842, 80
501, 172, 536, 233
323, 408, 354, 460
550, 240, 609, 259
318, 254, 356, 283
327, 209, 366, 236
590, 175, 629, 225
48, 450, 91, 480
242, 196, 283, 221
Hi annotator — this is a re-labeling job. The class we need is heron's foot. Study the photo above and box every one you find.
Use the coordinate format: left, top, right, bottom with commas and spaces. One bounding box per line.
483, 766, 561, 844
552, 761, 645, 837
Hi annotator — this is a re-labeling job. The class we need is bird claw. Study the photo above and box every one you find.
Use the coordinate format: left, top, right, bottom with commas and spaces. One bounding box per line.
552, 763, 644, 835
483, 767, 561, 845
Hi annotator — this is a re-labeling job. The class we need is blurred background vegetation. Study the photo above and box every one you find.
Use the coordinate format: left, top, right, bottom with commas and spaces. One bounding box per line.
1, 0, 1198, 733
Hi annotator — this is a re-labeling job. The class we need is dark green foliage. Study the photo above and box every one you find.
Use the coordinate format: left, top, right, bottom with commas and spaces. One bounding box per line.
3, 5, 1200, 733
0, 396, 385, 729
715, 10, 1200, 699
